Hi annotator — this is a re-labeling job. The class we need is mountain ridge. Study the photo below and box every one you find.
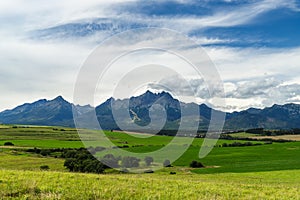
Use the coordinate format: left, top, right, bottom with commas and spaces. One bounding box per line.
0, 91, 300, 130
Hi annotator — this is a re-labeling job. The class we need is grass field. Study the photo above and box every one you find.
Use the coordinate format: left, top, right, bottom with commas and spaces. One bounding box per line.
0, 125, 300, 199
227, 132, 259, 138
0, 169, 299, 199
0, 151, 65, 171
252, 134, 300, 141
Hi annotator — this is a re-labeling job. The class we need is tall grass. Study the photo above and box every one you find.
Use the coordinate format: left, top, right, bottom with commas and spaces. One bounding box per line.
0, 169, 299, 199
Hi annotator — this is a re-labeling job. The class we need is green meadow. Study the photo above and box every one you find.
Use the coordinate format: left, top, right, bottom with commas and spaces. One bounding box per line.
0, 125, 300, 199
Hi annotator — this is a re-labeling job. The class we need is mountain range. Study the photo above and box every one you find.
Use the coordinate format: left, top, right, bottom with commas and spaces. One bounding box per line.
0, 91, 300, 131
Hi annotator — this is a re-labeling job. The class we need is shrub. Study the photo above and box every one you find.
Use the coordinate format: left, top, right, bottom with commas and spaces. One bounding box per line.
222, 143, 228, 147
101, 154, 120, 168
4, 142, 14, 146
144, 169, 154, 173
40, 149, 51, 156
122, 156, 140, 168
190, 160, 204, 168
144, 156, 154, 166
163, 159, 172, 167
40, 165, 50, 171
95, 146, 106, 152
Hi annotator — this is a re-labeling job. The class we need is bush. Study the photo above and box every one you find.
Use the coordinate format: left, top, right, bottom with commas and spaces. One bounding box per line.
190, 160, 204, 168
40, 149, 51, 156
144, 169, 154, 173
222, 143, 228, 147
40, 165, 50, 170
95, 146, 106, 152
4, 142, 14, 146
144, 156, 154, 166
163, 159, 172, 167
101, 154, 120, 168
122, 156, 140, 168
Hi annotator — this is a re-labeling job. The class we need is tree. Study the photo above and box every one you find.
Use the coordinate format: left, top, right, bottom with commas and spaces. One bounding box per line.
101, 154, 120, 168
40, 165, 50, 171
163, 159, 172, 167
144, 156, 154, 166
40, 149, 51, 156
4, 142, 14, 146
122, 156, 140, 168
64, 158, 77, 172
189, 160, 204, 168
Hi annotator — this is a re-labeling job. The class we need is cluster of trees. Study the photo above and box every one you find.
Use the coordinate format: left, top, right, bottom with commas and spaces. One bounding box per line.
221, 142, 261, 148
62, 149, 161, 173
26, 147, 206, 174
26, 147, 107, 157
246, 128, 300, 136
63, 149, 107, 173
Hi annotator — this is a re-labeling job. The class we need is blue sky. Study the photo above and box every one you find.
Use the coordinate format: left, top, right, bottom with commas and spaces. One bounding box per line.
0, 0, 300, 111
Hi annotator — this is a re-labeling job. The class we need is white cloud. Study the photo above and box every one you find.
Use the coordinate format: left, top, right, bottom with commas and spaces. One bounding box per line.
0, 0, 300, 112
206, 47, 300, 81
140, 0, 298, 32
0, 33, 92, 111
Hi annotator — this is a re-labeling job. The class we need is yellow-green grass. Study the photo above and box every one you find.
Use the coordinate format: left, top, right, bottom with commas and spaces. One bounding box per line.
252, 135, 300, 141
228, 132, 259, 138
0, 126, 80, 141
0, 151, 65, 171
0, 125, 10, 129
0, 169, 299, 199
0, 140, 84, 148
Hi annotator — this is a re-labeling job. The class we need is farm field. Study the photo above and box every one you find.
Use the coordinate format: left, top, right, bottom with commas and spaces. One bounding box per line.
0, 125, 300, 199
251, 134, 300, 141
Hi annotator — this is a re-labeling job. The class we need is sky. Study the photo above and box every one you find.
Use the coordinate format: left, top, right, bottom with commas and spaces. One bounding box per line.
0, 0, 300, 112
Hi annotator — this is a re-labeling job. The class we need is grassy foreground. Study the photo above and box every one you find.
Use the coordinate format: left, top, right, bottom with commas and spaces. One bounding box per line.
1, 125, 300, 199
0, 169, 299, 199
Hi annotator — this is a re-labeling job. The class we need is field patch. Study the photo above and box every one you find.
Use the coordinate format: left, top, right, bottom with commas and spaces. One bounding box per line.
0, 151, 65, 171
251, 135, 300, 141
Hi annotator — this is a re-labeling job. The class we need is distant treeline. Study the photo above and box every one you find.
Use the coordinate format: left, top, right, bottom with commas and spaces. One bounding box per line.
112, 128, 300, 137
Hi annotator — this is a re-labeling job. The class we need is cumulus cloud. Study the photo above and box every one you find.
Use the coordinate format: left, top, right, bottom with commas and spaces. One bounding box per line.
148, 75, 300, 112
226, 77, 281, 98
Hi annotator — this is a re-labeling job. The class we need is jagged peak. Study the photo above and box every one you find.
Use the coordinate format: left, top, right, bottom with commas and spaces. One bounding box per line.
53, 95, 65, 101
